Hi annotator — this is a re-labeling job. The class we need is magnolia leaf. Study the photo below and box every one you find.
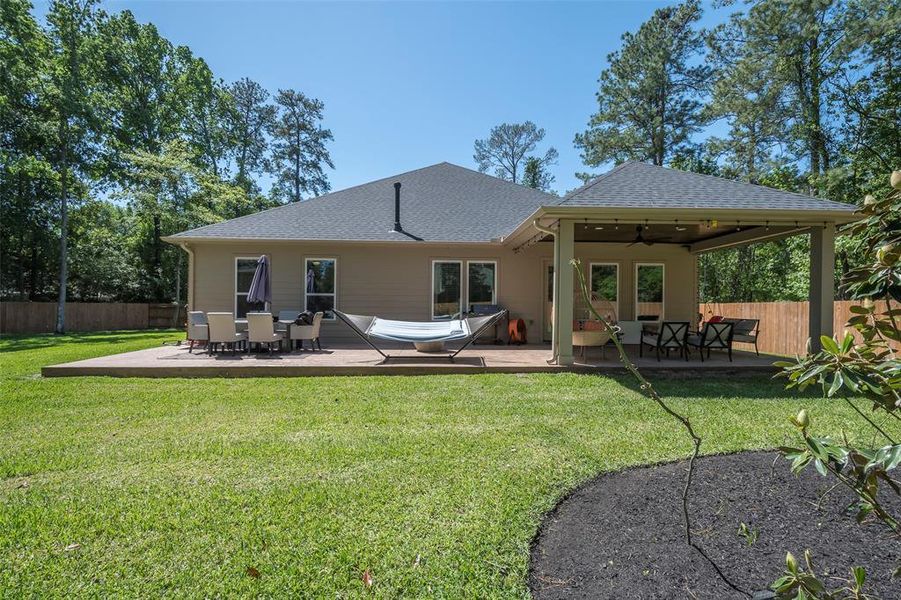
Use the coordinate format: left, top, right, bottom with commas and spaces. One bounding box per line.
820, 335, 840, 354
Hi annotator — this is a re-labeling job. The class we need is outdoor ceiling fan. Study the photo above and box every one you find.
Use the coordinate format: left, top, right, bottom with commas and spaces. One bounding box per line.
627, 225, 671, 247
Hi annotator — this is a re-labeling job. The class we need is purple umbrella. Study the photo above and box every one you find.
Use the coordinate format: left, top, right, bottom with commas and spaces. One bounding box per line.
246, 255, 271, 305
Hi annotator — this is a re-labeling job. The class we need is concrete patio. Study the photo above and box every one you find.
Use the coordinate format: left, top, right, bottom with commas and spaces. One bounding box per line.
41, 341, 780, 378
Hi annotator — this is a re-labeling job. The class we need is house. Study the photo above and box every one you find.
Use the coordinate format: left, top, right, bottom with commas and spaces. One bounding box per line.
163, 161, 857, 364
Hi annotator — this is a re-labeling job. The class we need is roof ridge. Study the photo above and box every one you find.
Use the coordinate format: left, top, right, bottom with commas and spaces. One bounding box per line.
557, 160, 636, 205
171, 162, 469, 238
440, 162, 561, 200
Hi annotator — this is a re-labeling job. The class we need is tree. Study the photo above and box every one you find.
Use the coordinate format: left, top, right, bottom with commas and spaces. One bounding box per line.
575, 0, 710, 168
704, 36, 788, 183
709, 0, 860, 192
227, 77, 275, 198
118, 140, 253, 302
0, 0, 57, 301
522, 156, 555, 192
473, 121, 557, 184
46, 0, 104, 333
269, 89, 333, 203
99, 11, 196, 300
182, 59, 233, 180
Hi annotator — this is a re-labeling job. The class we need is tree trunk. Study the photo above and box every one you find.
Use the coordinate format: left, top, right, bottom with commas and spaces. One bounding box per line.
153, 212, 162, 300
55, 119, 69, 334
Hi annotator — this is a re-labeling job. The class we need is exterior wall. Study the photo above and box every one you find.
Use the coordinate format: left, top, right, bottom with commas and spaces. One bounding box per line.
185, 240, 697, 342
570, 242, 698, 323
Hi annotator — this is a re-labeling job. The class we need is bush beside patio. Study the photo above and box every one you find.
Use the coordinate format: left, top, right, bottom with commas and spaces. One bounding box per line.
1, 332, 889, 597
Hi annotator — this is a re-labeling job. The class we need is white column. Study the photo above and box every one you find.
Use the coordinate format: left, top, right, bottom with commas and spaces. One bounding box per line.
808, 224, 835, 353
555, 220, 575, 365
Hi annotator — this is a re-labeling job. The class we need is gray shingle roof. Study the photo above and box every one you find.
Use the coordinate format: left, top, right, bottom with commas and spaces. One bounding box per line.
559, 161, 855, 212
168, 162, 556, 243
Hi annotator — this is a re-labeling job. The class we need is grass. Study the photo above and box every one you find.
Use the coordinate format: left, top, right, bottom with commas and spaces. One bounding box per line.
1, 331, 891, 597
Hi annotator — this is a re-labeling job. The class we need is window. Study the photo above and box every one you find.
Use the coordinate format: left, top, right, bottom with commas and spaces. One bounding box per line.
432, 260, 462, 319
467, 261, 497, 308
305, 258, 336, 319
235, 257, 265, 318
590, 263, 618, 321
635, 263, 664, 321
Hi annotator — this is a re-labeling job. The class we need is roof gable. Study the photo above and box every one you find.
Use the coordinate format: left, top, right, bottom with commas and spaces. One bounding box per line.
559, 161, 855, 212
169, 162, 556, 243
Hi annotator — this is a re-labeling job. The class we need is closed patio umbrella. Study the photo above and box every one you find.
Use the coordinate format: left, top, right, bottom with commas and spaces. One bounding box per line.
246, 255, 271, 306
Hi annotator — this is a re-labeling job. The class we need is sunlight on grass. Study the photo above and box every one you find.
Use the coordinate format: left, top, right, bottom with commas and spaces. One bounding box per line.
1, 331, 891, 597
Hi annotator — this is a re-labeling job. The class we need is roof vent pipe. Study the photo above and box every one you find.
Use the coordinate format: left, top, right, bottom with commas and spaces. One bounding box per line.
393, 182, 402, 232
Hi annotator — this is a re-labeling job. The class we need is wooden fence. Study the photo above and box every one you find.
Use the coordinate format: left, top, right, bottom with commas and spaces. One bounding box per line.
700, 301, 897, 356
0, 302, 185, 334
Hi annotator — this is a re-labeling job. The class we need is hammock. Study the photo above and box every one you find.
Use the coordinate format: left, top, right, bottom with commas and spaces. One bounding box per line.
334, 310, 508, 362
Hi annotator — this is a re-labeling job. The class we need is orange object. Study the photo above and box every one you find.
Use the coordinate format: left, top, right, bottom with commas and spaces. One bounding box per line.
508, 318, 527, 345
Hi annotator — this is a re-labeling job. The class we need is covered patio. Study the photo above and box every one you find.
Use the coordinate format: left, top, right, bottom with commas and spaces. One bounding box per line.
504, 163, 858, 366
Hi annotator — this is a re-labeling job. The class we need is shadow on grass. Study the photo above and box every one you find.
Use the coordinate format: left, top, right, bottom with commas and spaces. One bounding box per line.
0, 330, 180, 353
598, 370, 823, 401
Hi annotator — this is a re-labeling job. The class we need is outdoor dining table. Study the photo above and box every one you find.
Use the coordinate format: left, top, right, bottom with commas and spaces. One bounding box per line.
234, 318, 296, 351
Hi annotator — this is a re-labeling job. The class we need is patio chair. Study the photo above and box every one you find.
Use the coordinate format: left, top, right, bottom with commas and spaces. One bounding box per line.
186, 311, 208, 353
207, 312, 247, 355
686, 321, 734, 362
639, 321, 689, 361
289, 311, 324, 351
725, 318, 761, 355
275, 310, 303, 335
247, 312, 286, 353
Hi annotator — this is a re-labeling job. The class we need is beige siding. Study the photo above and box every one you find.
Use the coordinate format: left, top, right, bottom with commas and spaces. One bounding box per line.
186, 240, 697, 342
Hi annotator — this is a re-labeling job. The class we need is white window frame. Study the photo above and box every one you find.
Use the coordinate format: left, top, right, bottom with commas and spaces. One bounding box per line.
235, 256, 265, 317
589, 262, 619, 316
466, 260, 498, 310
304, 257, 337, 320
634, 262, 665, 321
431, 260, 463, 320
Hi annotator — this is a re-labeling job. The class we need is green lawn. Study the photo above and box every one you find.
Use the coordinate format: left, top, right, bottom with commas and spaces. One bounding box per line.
0, 331, 887, 597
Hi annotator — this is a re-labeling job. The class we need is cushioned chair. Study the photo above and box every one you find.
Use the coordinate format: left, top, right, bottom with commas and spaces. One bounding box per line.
275, 310, 302, 335
639, 321, 689, 361
687, 321, 734, 362
186, 311, 208, 353
725, 318, 760, 355
247, 312, 285, 353
289, 312, 323, 351
207, 312, 247, 355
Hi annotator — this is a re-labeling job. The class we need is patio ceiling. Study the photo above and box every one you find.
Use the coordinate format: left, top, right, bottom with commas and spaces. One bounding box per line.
505, 206, 859, 254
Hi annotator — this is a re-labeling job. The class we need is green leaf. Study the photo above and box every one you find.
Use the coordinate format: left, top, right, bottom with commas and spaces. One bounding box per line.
813, 458, 827, 476
805, 437, 829, 462
839, 333, 855, 353
827, 372, 844, 397
852, 566, 865, 587
820, 336, 840, 354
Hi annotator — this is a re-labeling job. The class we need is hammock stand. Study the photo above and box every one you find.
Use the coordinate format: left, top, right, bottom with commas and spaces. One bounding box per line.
334, 310, 508, 363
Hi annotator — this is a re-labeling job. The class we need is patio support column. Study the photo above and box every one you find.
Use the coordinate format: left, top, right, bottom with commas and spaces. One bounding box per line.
179, 243, 195, 311
808, 224, 835, 353
556, 219, 575, 365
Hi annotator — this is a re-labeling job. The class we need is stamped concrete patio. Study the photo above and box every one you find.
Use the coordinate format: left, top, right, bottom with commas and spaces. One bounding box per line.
41, 341, 779, 378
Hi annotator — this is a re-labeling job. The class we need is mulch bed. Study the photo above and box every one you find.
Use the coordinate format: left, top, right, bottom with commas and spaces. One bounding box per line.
529, 451, 900, 599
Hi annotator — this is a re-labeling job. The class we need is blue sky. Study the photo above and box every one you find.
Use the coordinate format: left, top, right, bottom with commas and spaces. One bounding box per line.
39, 1, 733, 194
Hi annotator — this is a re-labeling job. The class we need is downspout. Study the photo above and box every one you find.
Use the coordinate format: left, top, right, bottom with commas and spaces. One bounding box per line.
178, 243, 195, 315
532, 219, 559, 364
